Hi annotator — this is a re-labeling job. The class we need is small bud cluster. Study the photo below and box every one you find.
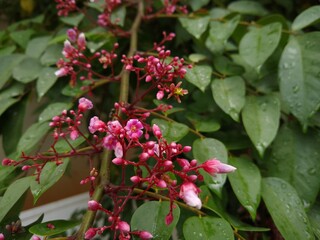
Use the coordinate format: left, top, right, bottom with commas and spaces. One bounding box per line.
55, 0, 77, 16
55, 28, 118, 87
145, 0, 188, 17
121, 32, 192, 103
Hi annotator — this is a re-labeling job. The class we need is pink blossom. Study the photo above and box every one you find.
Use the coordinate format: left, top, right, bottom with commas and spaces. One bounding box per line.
88, 116, 106, 133
54, 67, 69, 77
117, 221, 130, 232
78, 97, 93, 112
0, 233, 4, 240
177, 158, 190, 171
32, 236, 41, 240
139, 231, 153, 239
107, 120, 123, 134
2, 158, 12, 166
179, 182, 202, 209
77, 33, 86, 50
88, 200, 101, 211
85, 228, 97, 239
165, 212, 173, 225
114, 142, 123, 158
152, 124, 162, 138
156, 90, 164, 100
62, 40, 76, 58
202, 159, 236, 175
130, 176, 140, 183
70, 129, 79, 140
112, 157, 124, 165
125, 119, 143, 139
102, 135, 118, 150
67, 28, 77, 42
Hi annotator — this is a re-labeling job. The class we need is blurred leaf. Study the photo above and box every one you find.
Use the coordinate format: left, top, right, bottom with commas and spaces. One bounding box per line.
213, 55, 244, 76
228, 1, 268, 16
193, 138, 228, 197
205, 15, 240, 54
239, 23, 282, 68
60, 13, 84, 26
17, 121, 50, 154
211, 76, 245, 122
13, 57, 42, 83
187, 0, 210, 11
30, 159, 69, 203
242, 95, 280, 156
131, 201, 180, 240
0, 46, 16, 56
29, 220, 80, 236
228, 157, 261, 220
0, 54, 25, 89
262, 177, 315, 240
292, 5, 320, 31
186, 112, 220, 132
151, 118, 189, 143
26, 36, 51, 58
38, 102, 72, 122
183, 216, 233, 240
189, 53, 207, 63
266, 124, 320, 207
10, 29, 34, 49
185, 65, 212, 92
54, 135, 88, 153
40, 44, 63, 66
2, 97, 26, 155
179, 16, 210, 39
308, 202, 320, 238
0, 177, 31, 223
110, 5, 126, 26
62, 80, 91, 97
279, 33, 320, 127
0, 83, 25, 117
36, 67, 59, 100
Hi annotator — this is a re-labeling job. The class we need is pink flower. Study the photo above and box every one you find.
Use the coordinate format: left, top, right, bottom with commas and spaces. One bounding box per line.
152, 124, 162, 138
78, 97, 93, 112
125, 119, 143, 139
139, 231, 153, 239
67, 28, 77, 42
77, 32, 86, 50
85, 228, 97, 239
32, 236, 41, 240
156, 90, 164, 100
70, 129, 79, 140
102, 135, 118, 150
62, 40, 76, 58
117, 221, 130, 232
179, 182, 202, 209
176, 158, 190, 171
55, 67, 69, 77
108, 120, 123, 134
0, 233, 4, 240
112, 157, 124, 165
114, 142, 123, 158
88, 116, 106, 133
202, 159, 236, 175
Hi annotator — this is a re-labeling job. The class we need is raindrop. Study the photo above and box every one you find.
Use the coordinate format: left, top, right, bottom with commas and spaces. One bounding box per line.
281, 183, 287, 189
292, 85, 299, 93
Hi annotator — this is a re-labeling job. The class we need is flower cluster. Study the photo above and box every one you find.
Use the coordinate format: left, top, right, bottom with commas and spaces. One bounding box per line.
145, 0, 188, 17
55, 0, 77, 16
55, 29, 118, 86
121, 32, 191, 103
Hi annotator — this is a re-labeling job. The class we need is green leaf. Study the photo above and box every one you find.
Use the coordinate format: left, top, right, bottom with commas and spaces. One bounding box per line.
213, 55, 245, 76
228, 157, 261, 220
17, 121, 50, 154
189, 53, 207, 63
110, 5, 126, 26
179, 16, 210, 39
0, 46, 16, 56
0, 83, 25, 117
30, 159, 69, 203
36, 67, 59, 99
266, 124, 320, 207
13, 57, 42, 83
187, 0, 210, 11
10, 29, 34, 49
2, 97, 26, 155
193, 138, 228, 197
54, 135, 88, 153
0, 54, 25, 89
205, 15, 240, 54
186, 112, 220, 132
40, 44, 63, 66
151, 118, 189, 143
38, 102, 72, 122
185, 65, 212, 92
0, 177, 31, 223
29, 219, 80, 236
26, 36, 51, 58
239, 23, 282, 68
228, 1, 268, 16
131, 201, 180, 240
211, 76, 245, 122
183, 216, 233, 240
242, 95, 280, 156
279, 33, 320, 127
308, 202, 320, 239
292, 5, 320, 31
262, 177, 315, 240
199, 185, 226, 218
60, 13, 85, 26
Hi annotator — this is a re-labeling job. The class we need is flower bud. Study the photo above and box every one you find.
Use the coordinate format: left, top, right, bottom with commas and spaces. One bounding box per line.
139, 231, 153, 239
88, 200, 101, 211
117, 221, 130, 232
85, 228, 97, 239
